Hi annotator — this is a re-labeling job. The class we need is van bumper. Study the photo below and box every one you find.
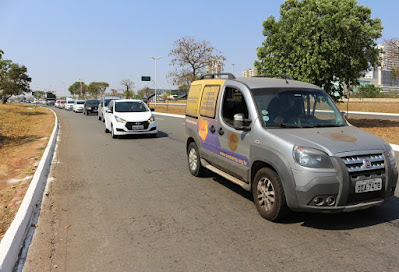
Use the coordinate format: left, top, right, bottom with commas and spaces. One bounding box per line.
290, 157, 398, 213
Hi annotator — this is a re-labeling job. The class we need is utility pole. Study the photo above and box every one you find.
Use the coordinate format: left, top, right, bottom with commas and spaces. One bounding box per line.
151, 56, 161, 106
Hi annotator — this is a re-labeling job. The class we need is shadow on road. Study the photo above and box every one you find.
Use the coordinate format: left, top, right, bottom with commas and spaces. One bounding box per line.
115, 131, 169, 140
211, 174, 399, 230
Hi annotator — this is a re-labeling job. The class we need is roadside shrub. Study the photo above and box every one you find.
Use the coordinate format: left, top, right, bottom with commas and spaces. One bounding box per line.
359, 84, 382, 98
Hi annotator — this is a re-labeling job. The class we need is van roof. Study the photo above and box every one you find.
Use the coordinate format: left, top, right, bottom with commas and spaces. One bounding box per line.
232, 77, 321, 90
195, 73, 321, 90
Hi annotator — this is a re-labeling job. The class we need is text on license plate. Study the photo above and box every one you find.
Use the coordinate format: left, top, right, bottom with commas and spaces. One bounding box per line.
355, 178, 382, 193
131, 125, 144, 130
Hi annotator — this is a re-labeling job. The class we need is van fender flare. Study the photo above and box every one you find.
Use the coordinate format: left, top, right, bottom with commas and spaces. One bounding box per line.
250, 146, 299, 209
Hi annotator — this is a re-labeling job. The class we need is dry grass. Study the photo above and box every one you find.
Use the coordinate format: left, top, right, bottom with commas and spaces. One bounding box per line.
0, 103, 54, 240
337, 101, 399, 113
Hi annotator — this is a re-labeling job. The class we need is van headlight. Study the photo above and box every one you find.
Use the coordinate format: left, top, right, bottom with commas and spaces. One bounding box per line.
293, 145, 332, 168
114, 116, 126, 123
148, 115, 155, 123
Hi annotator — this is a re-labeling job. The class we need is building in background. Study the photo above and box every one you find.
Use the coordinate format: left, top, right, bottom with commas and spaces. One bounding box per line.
242, 68, 258, 78
358, 42, 399, 92
207, 61, 223, 74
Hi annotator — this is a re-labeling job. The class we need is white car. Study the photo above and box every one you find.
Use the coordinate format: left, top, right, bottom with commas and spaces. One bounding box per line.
104, 99, 158, 138
98, 96, 120, 122
65, 100, 75, 110
73, 100, 85, 113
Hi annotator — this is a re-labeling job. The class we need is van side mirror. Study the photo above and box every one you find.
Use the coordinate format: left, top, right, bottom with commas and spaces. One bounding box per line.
234, 113, 251, 131
341, 111, 347, 119
106, 109, 112, 113
150, 108, 155, 111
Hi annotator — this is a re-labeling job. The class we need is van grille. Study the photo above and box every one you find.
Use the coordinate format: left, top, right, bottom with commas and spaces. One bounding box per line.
341, 153, 385, 205
342, 154, 384, 173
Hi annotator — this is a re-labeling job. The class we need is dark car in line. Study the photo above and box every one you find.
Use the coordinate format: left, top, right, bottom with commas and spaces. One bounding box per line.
83, 99, 100, 115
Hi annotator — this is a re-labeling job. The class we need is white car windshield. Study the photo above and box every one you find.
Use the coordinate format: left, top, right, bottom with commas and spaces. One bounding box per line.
251, 88, 346, 128
115, 102, 148, 112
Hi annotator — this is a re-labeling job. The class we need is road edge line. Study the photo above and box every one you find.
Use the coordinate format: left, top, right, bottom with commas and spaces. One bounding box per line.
0, 107, 59, 272
153, 112, 399, 151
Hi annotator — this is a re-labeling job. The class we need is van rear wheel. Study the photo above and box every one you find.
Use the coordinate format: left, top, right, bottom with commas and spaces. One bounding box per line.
187, 142, 206, 177
252, 168, 289, 222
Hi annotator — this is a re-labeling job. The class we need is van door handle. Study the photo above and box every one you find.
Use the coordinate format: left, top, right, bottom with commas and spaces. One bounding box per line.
209, 125, 216, 134
218, 127, 224, 135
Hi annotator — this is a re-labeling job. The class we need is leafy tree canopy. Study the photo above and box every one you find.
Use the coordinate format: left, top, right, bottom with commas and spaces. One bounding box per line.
88, 82, 109, 98
168, 36, 226, 87
0, 59, 31, 104
255, 0, 383, 101
68, 82, 87, 98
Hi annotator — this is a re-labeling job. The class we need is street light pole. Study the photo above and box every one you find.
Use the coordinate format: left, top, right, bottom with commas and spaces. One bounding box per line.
151, 56, 161, 106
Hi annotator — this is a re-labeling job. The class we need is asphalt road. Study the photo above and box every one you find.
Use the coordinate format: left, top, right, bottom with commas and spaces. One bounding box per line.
22, 108, 399, 272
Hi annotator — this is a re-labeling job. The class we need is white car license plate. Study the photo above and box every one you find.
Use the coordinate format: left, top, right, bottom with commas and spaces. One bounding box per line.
131, 125, 144, 130
355, 178, 382, 193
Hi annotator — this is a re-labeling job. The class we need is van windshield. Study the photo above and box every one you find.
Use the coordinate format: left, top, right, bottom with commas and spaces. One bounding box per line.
251, 88, 346, 128
115, 102, 148, 112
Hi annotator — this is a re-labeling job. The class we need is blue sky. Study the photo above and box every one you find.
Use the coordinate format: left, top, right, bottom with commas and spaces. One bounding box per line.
1, 0, 398, 97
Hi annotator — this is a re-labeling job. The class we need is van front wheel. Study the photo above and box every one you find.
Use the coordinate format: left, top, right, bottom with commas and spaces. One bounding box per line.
187, 142, 206, 177
252, 168, 289, 222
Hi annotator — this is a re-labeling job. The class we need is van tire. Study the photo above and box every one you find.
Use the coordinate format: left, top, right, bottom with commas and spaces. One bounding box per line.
252, 168, 289, 222
187, 142, 206, 177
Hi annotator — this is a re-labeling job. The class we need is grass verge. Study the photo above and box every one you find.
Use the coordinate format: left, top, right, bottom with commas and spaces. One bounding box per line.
0, 103, 54, 240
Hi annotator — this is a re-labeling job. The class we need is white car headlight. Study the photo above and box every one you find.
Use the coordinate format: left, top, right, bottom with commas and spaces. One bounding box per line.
114, 116, 126, 123
148, 115, 155, 123
293, 145, 333, 168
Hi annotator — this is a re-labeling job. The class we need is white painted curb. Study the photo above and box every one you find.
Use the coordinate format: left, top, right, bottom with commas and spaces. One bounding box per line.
153, 112, 399, 151
0, 108, 59, 272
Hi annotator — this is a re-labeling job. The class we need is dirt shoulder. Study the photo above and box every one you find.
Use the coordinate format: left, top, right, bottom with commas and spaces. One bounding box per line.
0, 103, 55, 240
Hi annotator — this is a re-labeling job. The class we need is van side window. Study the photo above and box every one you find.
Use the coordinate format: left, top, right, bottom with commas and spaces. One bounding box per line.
222, 87, 249, 127
199, 85, 220, 118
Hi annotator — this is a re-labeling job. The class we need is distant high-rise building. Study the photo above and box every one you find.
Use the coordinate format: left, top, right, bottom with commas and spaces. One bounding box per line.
207, 60, 223, 74
359, 42, 399, 91
242, 68, 258, 77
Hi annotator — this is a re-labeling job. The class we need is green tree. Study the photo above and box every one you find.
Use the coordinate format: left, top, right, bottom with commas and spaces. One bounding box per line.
88, 82, 109, 98
33, 90, 46, 98
168, 36, 226, 87
68, 81, 87, 98
255, 0, 383, 101
120, 79, 135, 99
0, 59, 31, 104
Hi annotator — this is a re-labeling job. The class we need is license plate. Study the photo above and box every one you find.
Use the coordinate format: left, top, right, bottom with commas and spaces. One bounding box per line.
131, 125, 144, 130
355, 178, 382, 193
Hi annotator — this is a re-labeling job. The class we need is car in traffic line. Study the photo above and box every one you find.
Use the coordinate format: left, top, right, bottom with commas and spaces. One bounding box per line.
83, 99, 100, 115
98, 96, 120, 122
185, 73, 398, 222
55, 100, 60, 108
73, 100, 85, 113
65, 100, 75, 110
104, 99, 158, 138
59, 100, 66, 109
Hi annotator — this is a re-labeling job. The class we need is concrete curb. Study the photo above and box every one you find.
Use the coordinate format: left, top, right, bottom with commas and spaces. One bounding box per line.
153, 112, 399, 151
346, 110, 399, 117
0, 108, 59, 272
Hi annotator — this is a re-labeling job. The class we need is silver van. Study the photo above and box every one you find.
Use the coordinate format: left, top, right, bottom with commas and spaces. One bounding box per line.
185, 73, 398, 221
